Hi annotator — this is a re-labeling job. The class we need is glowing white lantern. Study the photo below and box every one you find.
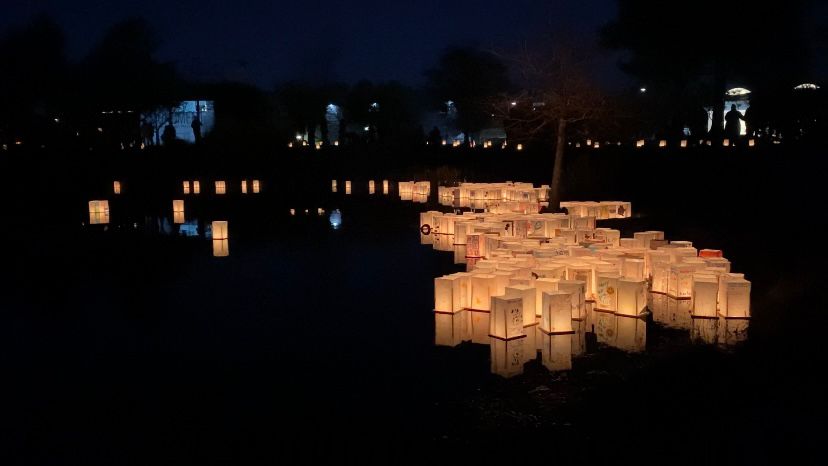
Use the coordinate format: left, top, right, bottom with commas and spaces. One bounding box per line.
332, 180, 337, 192
623, 258, 645, 280
212, 221, 228, 240
595, 273, 620, 311
88, 200, 110, 225
193, 181, 200, 194
534, 278, 560, 317
723, 279, 751, 318
383, 180, 389, 194
557, 279, 586, 320
566, 264, 592, 301
692, 276, 718, 317
659, 140, 667, 147
470, 274, 496, 311
617, 278, 646, 316
183, 181, 191, 194
368, 180, 375, 194
489, 296, 525, 339
723, 139, 730, 147
173, 200, 185, 224
289, 208, 295, 216
490, 338, 525, 378
435, 311, 471, 347
680, 140, 688, 148
505, 285, 536, 327
541, 333, 572, 371
516, 144, 523, 151
540, 291, 573, 333
636, 139, 645, 148
668, 264, 694, 298
241, 180, 248, 194
345, 180, 352, 195
252, 180, 260, 193
113, 181, 121, 194
215, 180, 226, 195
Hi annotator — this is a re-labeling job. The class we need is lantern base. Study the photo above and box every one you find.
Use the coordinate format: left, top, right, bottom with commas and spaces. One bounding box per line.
538, 327, 576, 335
717, 312, 751, 320
488, 333, 528, 341
433, 309, 464, 315
523, 320, 539, 327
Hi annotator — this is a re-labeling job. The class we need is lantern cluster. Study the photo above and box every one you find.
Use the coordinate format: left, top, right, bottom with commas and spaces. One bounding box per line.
437, 182, 550, 212
398, 181, 431, 203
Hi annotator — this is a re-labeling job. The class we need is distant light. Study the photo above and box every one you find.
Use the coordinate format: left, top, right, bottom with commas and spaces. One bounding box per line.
794, 83, 820, 90
726, 87, 751, 96
639, 87, 647, 93
364, 126, 370, 131
329, 209, 342, 229
54, 118, 60, 123
510, 101, 517, 106
295, 134, 303, 140
516, 143, 523, 151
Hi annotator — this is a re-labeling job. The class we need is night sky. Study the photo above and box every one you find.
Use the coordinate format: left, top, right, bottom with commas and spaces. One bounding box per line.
2, 0, 629, 88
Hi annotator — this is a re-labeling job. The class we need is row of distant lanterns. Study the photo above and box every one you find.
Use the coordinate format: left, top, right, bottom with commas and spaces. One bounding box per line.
421, 184, 749, 355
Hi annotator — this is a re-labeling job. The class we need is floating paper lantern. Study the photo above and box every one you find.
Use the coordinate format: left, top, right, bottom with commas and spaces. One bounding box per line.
533, 278, 560, 317
748, 139, 755, 147
345, 180, 352, 195
617, 278, 646, 316
470, 274, 496, 311
680, 140, 688, 148
193, 181, 200, 194
383, 180, 389, 194
490, 337, 524, 378
215, 180, 226, 195
516, 144, 523, 151
435, 311, 471, 347
595, 273, 620, 311
212, 239, 229, 257
541, 333, 572, 371
88, 200, 110, 225
252, 180, 260, 193
489, 296, 525, 339
623, 258, 645, 280
183, 181, 191, 194
241, 180, 248, 194
636, 139, 645, 148
331, 180, 337, 192
692, 275, 718, 317
505, 285, 536, 327
659, 140, 667, 147
668, 264, 694, 298
173, 200, 185, 224
113, 181, 121, 194
368, 180, 375, 194
540, 291, 573, 334
212, 220, 228, 240
558, 280, 586, 320
723, 279, 751, 318
723, 139, 730, 147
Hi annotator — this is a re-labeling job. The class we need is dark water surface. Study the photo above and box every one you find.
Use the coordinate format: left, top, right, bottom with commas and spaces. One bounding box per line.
2, 165, 823, 464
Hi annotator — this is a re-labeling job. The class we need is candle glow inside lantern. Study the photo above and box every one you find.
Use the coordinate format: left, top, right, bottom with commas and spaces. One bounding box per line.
534, 278, 560, 317
557, 279, 586, 320
241, 180, 248, 194
345, 180, 352, 195
88, 200, 110, 224
193, 181, 200, 194
505, 284, 537, 326
489, 296, 525, 339
692, 275, 718, 317
215, 181, 226, 195
540, 291, 573, 334
470, 274, 496, 311
595, 273, 620, 311
636, 139, 645, 148
680, 139, 688, 148
331, 180, 337, 192
668, 264, 694, 298
383, 180, 389, 194
723, 279, 751, 318
173, 200, 185, 224
659, 140, 667, 147
617, 278, 647, 316
113, 181, 121, 194
183, 181, 191, 194
212, 221, 228, 240
368, 180, 375, 194
252, 180, 260, 193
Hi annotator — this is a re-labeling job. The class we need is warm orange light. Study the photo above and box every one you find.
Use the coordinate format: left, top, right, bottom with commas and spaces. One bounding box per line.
113, 181, 121, 194
252, 180, 260, 193
215, 180, 226, 195
241, 180, 248, 194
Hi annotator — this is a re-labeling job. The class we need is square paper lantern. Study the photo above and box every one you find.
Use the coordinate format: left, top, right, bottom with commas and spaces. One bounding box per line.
435, 311, 471, 347
668, 264, 694, 298
659, 139, 667, 147
215, 180, 226, 195
88, 200, 110, 225
241, 180, 248, 194
566, 264, 593, 300
173, 200, 185, 224
617, 278, 647, 316
183, 181, 191, 194
505, 284, 536, 327
466, 233, 483, 258
723, 279, 751, 318
557, 279, 586, 320
541, 333, 572, 371
331, 180, 337, 192
368, 180, 375, 194
595, 273, 620, 311
193, 180, 200, 194
345, 180, 352, 195
490, 271, 514, 296
113, 181, 121, 194
534, 278, 560, 317
540, 291, 573, 334
692, 276, 718, 317
699, 249, 723, 258
383, 179, 389, 195
252, 180, 260, 193
623, 258, 645, 280
490, 338, 525, 378
212, 239, 229, 257
680, 139, 688, 148
469, 310, 490, 344
434, 275, 460, 313
470, 274, 496, 311
489, 296, 524, 339
212, 221, 228, 240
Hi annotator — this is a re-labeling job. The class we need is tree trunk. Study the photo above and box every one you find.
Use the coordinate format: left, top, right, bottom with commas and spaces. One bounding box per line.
550, 118, 567, 210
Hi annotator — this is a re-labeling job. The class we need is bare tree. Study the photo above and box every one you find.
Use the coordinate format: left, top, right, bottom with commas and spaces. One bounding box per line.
490, 42, 607, 209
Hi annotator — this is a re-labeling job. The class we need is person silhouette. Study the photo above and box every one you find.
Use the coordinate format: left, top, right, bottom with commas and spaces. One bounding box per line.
161, 122, 176, 146
140, 120, 154, 147
191, 117, 202, 143
724, 104, 745, 142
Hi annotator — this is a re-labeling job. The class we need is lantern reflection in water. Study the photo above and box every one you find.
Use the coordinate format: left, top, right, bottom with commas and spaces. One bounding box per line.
88, 200, 110, 224
173, 200, 185, 224
490, 337, 525, 378
331, 180, 337, 192
541, 332, 572, 371
435, 311, 471, 347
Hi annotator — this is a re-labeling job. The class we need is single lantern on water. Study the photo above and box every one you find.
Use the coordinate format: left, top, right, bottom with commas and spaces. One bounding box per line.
183, 181, 191, 194
692, 275, 718, 317
505, 284, 537, 327
383, 180, 389, 194
723, 279, 751, 318
173, 200, 185, 224
659, 140, 667, 147
345, 180, 352, 195
241, 180, 248, 194
88, 200, 110, 225
489, 296, 525, 340
212, 221, 228, 240
368, 180, 375, 194
252, 180, 260, 193
331, 180, 337, 192
215, 181, 226, 195
540, 291, 573, 334
113, 181, 121, 194
617, 278, 646, 316
193, 181, 200, 194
